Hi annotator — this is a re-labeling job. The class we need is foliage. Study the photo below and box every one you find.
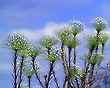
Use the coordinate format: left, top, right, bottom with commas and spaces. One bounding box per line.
3, 18, 110, 88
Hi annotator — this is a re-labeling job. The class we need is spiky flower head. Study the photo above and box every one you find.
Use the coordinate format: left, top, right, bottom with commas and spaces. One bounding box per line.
68, 20, 84, 36
38, 35, 58, 49
18, 49, 29, 58
92, 18, 107, 33
5, 32, 29, 51
45, 47, 61, 62
65, 34, 80, 49
87, 35, 98, 52
26, 70, 35, 78
28, 46, 42, 58
99, 33, 109, 45
55, 26, 71, 44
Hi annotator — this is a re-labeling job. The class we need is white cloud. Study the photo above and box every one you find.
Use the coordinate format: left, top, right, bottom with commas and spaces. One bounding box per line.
13, 22, 64, 41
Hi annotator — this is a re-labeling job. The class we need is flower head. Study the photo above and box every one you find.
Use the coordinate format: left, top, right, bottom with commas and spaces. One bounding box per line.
18, 49, 29, 58
99, 32, 109, 45
65, 34, 80, 49
45, 47, 61, 62
5, 32, 29, 51
28, 46, 42, 58
55, 25, 71, 44
68, 20, 84, 36
92, 18, 107, 33
38, 35, 58, 49
87, 35, 98, 52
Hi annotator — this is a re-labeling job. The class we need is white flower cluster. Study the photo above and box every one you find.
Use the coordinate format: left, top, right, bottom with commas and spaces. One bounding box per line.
6, 32, 29, 51
92, 18, 107, 32
99, 32, 109, 44
28, 46, 41, 58
39, 35, 58, 48
69, 20, 85, 31
45, 47, 61, 62
18, 49, 29, 58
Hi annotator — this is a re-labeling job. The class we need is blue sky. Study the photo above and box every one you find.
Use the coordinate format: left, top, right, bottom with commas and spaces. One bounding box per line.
1, 0, 110, 88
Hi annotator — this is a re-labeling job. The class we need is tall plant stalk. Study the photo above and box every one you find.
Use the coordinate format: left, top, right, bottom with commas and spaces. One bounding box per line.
18, 57, 24, 88
46, 62, 54, 88
61, 42, 68, 88
13, 50, 18, 88
82, 50, 93, 88
93, 44, 104, 80
73, 36, 80, 88
52, 70, 59, 88
28, 76, 31, 88
31, 57, 45, 88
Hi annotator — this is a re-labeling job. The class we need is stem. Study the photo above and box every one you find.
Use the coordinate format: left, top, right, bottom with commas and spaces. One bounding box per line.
32, 57, 44, 88
46, 62, 54, 88
68, 48, 72, 69
61, 42, 69, 88
94, 60, 110, 87
73, 47, 76, 65
100, 61, 110, 81
73, 36, 80, 88
82, 50, 93, 88
94, 44, 104, 79
88, 65, 94, 88
61, 42, 67, 75
95, 32, 99, 54
18, 57, 24, 88
53, 70, 60, 88
13, 50, 18, 88
28, 77, 31, 88
68, 48, 72, 88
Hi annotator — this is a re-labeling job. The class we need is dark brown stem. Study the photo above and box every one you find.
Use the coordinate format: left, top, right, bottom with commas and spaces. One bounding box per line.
13, 50, 18, 88
68, 48, 72, 69
82, 50, 93, 88
95, 32, 99, 54
18, 57, 24, 88
28, 76, 31, 88
94, 44, 104, 80
32, 57, 45, 88
46, 62, 54, 88
73, 47, 76, 65
88, 65, 94, 88
53, 70, 60, 88
73, 36, 80, 88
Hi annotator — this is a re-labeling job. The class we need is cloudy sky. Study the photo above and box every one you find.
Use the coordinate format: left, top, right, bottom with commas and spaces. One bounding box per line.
1, 0, 110, 88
